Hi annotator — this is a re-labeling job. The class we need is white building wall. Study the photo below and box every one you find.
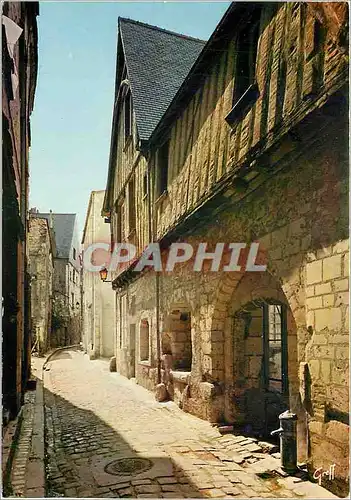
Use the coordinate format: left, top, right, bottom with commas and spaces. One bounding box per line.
82, 190, 115, 358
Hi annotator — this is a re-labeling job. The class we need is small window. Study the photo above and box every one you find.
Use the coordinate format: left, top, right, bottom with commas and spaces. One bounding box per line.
156, 140, 169, 198
71, 293, 74, 308
225, 11, 261, 126
140, 319, 150, 361
73, 248, 76, 260
128, 177, 136, 233
233, 16, 260, 104
124, 90, 132, 141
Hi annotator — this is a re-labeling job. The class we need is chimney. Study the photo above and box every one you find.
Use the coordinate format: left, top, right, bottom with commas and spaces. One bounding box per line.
49, 210, 53, 228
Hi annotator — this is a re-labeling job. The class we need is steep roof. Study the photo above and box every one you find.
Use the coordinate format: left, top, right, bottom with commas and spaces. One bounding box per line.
119, 18, 206, 142
35, 213, 76, 259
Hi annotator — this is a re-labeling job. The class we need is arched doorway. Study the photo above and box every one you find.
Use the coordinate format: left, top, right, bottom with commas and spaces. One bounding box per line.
219, 272, 300, 440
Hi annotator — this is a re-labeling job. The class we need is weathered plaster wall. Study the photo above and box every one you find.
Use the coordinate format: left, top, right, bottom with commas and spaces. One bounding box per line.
82, 191, 115, 358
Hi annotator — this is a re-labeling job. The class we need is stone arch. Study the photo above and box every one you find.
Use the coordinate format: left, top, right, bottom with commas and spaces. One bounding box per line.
208, 269, 307, 459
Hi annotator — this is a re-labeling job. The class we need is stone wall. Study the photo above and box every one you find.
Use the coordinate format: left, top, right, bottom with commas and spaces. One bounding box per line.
115, 113, 349, 484
28, 218, 54, 354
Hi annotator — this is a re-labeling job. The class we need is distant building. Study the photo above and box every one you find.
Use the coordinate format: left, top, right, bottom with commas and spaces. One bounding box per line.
2, 1, 39, 421
28, 215, 56, 354
82, 191, 115, 359
34, 211, 82, 346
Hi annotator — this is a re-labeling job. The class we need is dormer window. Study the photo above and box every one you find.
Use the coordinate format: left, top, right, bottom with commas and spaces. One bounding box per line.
225, 10, 261, 126
234, 18, 260, 103
124, 90, 132, 141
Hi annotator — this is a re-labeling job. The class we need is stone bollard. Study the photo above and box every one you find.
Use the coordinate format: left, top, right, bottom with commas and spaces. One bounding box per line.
109, 356, 116, 372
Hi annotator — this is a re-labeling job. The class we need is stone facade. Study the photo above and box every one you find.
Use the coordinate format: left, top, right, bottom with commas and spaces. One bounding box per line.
2, 1, 39, 420
82, 191, 115, 358
34, 212, 82, 347
103, 2, 349, 491
28, 217, 55, 354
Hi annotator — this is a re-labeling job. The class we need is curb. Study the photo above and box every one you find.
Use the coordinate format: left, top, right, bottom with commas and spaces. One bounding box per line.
2, 409, 24, 496
42, 344, 82, 371
25, 378, 45, 497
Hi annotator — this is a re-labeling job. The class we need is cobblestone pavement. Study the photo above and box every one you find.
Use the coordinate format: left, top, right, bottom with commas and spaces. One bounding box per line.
41, 349, 338, 499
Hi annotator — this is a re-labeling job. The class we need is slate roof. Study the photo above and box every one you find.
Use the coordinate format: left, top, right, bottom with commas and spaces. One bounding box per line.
35, 213, 76, 259
119, 18, 206, 142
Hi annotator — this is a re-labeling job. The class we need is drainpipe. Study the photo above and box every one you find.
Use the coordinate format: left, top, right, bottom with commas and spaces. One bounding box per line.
146, 150, 161, 384
155, 273, 161, 384
19, 24, 29, 402
92, 193, 96, 356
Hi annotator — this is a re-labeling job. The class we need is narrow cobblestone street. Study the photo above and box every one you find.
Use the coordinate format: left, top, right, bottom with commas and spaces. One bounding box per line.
33, 348, 337, 499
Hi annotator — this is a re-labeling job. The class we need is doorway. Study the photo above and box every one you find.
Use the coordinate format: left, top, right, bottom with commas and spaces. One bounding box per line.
235, 299, 289, 437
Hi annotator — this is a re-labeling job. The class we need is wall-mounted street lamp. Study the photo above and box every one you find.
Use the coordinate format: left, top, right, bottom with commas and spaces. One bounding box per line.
99, 267, 112, 283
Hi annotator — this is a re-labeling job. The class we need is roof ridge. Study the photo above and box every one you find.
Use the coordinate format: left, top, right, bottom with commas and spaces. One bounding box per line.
37, 212, 76, 216
118, 17, 206, 44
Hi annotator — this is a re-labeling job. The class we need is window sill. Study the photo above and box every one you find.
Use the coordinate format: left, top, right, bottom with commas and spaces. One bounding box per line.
172, 370, 191, 383
139, 360, 151, 367
225, 82, 260, 127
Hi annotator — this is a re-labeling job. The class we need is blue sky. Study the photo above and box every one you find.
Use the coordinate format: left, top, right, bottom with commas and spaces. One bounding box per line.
29, 1, 231, 236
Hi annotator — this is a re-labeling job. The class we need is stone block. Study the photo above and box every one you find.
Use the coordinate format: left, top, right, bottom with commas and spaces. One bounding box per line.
323, 255, 342, 281
289, 218, 305, 236
320, 360, 331, 383
325, 420, 349, 445
245, 337, 263, 355
306, 286, 315, 297
308, 360, 320, 380
335, 292, 349, 307
323, 294, 335, 307
309, 421, 324, 435
315, 308, 342, 332
335, 345, 349, 360
155, 383, 167, 402
315, 282, 332, 295
331, 365, 349, 385
326, 386, 349, 414
343, 253, 349, 277
249, 356, 262, 378
109, 356, 116, 372
306, 261, 322, 285
211, 331, 224, 342
306, 296, 323, 310
333, 279, 349, 292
